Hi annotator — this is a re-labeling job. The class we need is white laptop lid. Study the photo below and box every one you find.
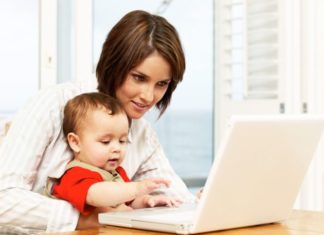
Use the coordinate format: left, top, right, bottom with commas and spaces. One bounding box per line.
99, 115, 324, 234
192, 115, 324, 233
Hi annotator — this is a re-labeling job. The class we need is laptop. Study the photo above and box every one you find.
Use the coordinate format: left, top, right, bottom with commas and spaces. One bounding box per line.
99, 115, 324, 234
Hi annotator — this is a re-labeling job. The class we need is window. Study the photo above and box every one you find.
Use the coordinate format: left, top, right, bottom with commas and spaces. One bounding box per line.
215, 0, 285, 139
0, 0, 39, 117
57, 0, 74, 84
93, 0, 215, 188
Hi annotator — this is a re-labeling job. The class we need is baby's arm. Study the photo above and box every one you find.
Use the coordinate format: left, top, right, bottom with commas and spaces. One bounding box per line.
86, 178, 170, 208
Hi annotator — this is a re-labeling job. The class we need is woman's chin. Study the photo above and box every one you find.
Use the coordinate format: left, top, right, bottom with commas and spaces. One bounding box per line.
125, 102, 151, 119
127, 110, 146, 119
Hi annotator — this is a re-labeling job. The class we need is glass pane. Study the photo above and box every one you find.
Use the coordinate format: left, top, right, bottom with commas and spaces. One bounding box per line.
93, 0, 214, 186
0, 0, 39, 117
57, 0, 74, 83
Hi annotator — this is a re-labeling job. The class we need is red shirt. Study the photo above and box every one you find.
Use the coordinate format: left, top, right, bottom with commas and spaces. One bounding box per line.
52, 166, 130, 215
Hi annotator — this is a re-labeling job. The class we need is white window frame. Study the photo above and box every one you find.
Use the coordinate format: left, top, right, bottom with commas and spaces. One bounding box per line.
40, 0, 58, 88
215, 0, 324, 211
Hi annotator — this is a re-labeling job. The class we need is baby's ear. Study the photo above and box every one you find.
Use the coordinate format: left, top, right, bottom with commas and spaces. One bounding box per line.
67, 132, 81, 153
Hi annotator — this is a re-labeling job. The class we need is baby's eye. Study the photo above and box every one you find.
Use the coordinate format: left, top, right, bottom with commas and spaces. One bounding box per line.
119, 139, 129, 144
101, 140, 110, 145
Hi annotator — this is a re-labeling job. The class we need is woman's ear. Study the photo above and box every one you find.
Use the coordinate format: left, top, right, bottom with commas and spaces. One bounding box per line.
67, 132, 81, 153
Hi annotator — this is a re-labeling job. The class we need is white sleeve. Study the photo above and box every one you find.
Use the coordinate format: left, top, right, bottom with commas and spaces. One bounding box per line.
0, 189, 78, 232
0, 86, 79, 232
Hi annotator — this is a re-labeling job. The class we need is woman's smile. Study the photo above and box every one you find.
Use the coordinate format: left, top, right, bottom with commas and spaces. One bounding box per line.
131, 100, 150, 112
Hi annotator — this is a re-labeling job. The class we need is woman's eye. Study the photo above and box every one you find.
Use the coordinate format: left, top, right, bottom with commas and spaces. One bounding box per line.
157, 80, 170, 87
133, 74, 145, 81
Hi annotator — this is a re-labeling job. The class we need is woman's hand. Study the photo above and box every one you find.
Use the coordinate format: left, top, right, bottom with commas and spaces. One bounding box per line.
196, 187, 204, 200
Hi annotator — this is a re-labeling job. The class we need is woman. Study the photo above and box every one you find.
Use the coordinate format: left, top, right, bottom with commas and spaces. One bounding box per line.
0, 10, 194, 232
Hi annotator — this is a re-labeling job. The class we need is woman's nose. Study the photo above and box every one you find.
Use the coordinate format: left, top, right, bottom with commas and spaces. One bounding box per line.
140, 84, 154, 103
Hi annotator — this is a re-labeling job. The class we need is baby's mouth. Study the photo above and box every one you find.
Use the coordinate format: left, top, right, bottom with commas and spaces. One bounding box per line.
108, 158, 119, 164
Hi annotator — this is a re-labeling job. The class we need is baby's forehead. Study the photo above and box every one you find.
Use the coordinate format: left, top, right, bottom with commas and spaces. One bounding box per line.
75, 107, 107, 126
85, 107, 111, 119
85, 105, 114, 117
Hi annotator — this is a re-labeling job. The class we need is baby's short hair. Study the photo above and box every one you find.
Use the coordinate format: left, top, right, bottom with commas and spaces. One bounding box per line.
63, 92, 129, 136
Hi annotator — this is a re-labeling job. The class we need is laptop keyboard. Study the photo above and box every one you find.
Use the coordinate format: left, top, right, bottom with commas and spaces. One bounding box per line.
140, 210, 195, 222
135, 204, 196, 223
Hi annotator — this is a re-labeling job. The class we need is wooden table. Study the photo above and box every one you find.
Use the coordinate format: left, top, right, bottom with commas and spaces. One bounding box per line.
45, 210, 324, 235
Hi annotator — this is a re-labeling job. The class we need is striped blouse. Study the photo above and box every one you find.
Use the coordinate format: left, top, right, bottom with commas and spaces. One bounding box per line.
0, 81, 194, 232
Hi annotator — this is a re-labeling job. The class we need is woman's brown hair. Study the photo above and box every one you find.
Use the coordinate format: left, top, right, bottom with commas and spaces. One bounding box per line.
96, 10, 185, 116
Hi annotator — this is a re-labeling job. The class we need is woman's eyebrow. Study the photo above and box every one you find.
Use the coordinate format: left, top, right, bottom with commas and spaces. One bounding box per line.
132, 70, 171, 81
159, 78, 172, 83
131, 70, 147, 77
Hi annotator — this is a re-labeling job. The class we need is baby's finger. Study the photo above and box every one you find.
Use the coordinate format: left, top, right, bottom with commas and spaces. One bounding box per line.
147, 198, 157, 207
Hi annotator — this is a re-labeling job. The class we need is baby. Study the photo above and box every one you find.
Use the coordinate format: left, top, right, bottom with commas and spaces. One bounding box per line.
47, 92, 180, 215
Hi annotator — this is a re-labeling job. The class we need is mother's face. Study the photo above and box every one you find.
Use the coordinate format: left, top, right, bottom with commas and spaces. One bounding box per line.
115, 52, 171, 119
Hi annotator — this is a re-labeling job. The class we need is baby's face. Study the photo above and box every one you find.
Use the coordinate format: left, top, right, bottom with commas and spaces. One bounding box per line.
76, 109, 129, 172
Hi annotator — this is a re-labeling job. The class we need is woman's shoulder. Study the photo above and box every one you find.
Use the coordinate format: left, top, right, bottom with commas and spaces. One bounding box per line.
30, 80, 95, 106
14, 81, 94, 122
37, 80, 85, 97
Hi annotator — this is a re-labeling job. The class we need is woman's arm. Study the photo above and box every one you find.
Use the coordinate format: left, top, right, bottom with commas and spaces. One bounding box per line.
0, 189, 79, 232
124, 120, 195, 203
134, 138, 195, 202
134, 146, 195, 201
0, 85, 81, 232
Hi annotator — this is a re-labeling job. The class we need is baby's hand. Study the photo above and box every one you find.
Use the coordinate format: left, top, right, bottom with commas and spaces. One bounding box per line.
144, 195, 182, 208
136, 178, 170, 196
113, 203, 133, 212
99, 203, 133, 212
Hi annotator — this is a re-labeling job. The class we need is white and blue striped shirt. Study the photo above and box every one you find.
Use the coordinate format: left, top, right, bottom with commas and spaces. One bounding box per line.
0, 81, 194, 232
